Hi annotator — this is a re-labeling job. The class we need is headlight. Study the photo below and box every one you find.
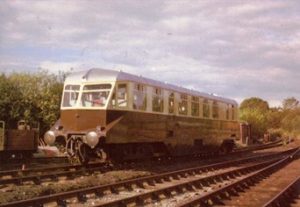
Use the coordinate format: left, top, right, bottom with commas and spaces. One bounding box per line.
44, 130, 56, 145
86, 131, 99, 148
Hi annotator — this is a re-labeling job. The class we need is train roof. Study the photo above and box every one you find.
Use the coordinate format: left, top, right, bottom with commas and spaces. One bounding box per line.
65, 68, 238, 105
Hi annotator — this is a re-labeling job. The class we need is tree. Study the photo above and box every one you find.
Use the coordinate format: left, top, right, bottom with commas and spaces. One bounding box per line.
282, 97, 299, 110
239, 97, 270, 139
240, 97, 269, 113
0, 74, 23, 127
240, 108, 268, 139
266, 107, 284, 129
0, 70, 64, 135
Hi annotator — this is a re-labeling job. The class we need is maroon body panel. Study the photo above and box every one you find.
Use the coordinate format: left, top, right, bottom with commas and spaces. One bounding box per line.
6, 130, 37, 151
59, 109, 240, 152
61, 110, 107, 131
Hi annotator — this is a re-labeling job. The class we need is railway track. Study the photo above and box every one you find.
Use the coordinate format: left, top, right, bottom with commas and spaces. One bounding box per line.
0, 156, 69, 171
178, 147, 300, 207
263, 176, 300, 207
0, 140, 285, 186
0, 147, 297, 207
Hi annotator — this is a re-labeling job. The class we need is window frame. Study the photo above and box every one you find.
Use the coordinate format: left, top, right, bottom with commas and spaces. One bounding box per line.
191, 96, 200, 117
152, 87, 164, 113
178, 93, 188, 115
133, 83, 147, 111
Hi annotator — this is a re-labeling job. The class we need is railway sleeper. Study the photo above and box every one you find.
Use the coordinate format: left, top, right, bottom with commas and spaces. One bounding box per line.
110, 187, 119, 194
57, 199, 67, 207
33, 177, 41, 185
0, 150, 292, 206
179, 150, 299, 207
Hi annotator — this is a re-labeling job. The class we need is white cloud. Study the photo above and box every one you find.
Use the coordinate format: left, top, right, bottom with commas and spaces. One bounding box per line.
1, 0, 300, 106
39, 61, 81, 74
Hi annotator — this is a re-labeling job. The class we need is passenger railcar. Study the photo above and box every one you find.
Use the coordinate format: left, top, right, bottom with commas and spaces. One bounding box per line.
44, 68, 240, 163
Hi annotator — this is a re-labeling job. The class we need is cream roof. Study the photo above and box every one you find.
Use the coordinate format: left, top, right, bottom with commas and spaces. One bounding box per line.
65, 68, 238, 105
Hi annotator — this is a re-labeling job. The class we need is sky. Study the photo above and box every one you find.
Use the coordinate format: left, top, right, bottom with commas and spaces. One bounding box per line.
1, 0, 300, 107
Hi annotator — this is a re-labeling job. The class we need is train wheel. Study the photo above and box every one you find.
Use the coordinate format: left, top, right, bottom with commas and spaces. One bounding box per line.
78, 143, 90, 165
96, 148, 107, 161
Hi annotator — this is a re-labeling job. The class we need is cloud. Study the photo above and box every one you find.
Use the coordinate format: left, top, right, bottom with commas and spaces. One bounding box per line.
0, 0, 300, 106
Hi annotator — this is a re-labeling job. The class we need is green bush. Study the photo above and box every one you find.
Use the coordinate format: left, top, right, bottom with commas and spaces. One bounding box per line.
0, 70, 64, 135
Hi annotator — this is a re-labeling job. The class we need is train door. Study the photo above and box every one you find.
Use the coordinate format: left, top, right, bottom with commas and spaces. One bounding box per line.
0, 121, 5, 151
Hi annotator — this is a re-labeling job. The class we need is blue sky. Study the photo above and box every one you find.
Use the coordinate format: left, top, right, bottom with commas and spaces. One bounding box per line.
1, 0, 300, 106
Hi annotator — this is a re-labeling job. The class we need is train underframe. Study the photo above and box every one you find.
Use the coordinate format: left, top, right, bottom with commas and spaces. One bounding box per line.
63, 137, 236, 164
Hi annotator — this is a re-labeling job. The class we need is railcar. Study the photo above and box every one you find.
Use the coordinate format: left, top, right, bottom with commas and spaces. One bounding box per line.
0, 120, 39, 161
44, 68, 241, 163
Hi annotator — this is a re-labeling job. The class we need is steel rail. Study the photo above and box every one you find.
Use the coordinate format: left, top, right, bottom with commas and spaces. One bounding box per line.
95, 157, 281, 207
234, 139, 282, 152
0, 148, 294, 207
0, 139, 285, 181
178, 147, 300, 207
0, 147, 295, 186
0, 138, 282, 175
0, 161, 107, 178
262, 175, 300, 207
0, 165, 112, 185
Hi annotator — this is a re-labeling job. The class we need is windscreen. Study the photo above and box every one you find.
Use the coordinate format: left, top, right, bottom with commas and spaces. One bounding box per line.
62, 85, 80, 107
81, 84, 112, 107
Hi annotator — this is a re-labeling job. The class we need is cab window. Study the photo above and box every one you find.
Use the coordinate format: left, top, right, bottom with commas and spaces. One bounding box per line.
81, 84, 111, 107
62, 85, 80, 107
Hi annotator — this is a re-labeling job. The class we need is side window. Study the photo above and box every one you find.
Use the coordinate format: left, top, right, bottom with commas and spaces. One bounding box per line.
178, 94, 188, 115
117, 84, 127, 107
191, 96, 199, 116
212, 101, 219, 119
226, 104, 230, 120
152, 87, 164, 112
232, 105, 235, 120
169, 92, 175, 114
203, 99, 210, 118
133, 83, 147, 110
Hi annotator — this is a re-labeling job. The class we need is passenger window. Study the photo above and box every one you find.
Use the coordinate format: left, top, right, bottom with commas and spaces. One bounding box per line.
168, 92, 175, 114
191, 96, 199, 116
133, 83, 147, 110
226, 104, 230, 120
178, 94, 188, 115
203, 99, 210, 118
152, 88, 164, 112
232, 105, 235, 120
212, 101, 219, 119
117, 84, 127, 107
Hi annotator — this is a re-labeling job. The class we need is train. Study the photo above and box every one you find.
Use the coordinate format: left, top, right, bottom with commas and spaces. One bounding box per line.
0, 120, 39, 161
44, 68, 250, 164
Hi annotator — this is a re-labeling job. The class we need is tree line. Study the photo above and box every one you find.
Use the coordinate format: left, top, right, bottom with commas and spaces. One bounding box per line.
0, 71, 299, 140
239, 97, 300, 140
